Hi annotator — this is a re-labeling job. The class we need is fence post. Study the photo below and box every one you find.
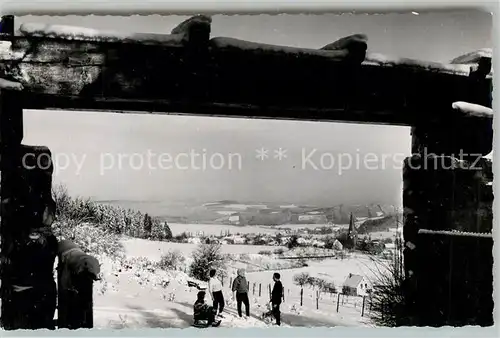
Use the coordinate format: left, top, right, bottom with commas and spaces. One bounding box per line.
259, 283, 262, 297
361, 296, 366, 317
253, 283, 256, 295
282, 288, 285, 302
316, 291, 319, 310
300, 288, 304, 306
336, 293, 340, 312
268, 284, 272, 300
230, 277, 233, 288
57, 240, 100, 329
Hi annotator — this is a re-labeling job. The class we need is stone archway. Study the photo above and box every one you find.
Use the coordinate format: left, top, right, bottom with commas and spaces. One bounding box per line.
0, 14, 493, 328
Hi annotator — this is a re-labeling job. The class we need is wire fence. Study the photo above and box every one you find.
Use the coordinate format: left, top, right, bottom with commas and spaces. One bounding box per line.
220, 277, 371, 317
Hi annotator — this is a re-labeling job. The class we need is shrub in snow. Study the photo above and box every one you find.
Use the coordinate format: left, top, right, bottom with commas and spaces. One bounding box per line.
258, 250, 272, 256
273, 248, 285, 255
127, 257, 157, 273
308, 277, 329, 293
368, 229, 410, 327
52, 217, 124, 260
189, 243, 227, 282
239, 253, 251, 261
324, 282, 336, 293
174, 232, 190, 242
298, 258, 308, 267
293, 272, 310, 288
253, 235, 268, 245
323, 236, 336, 249
158, 249, 186, 271
286, 235, 300, 249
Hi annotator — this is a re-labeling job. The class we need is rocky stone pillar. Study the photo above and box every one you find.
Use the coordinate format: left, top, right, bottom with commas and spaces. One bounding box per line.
1, 144, 58, 330
404, 104, 493, 325
0, 15, 59, 329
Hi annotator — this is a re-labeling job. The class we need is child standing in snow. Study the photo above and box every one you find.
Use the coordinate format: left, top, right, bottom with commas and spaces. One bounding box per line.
270, 272, 283, 326
208, 269, 225, 318
232, 268, 250, 318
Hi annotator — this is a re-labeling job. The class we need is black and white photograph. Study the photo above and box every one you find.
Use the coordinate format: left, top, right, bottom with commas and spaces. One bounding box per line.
0, 9, 494, 330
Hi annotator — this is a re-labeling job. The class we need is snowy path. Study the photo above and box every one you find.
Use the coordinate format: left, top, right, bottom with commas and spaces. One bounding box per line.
93, 283, 360, 329
94, 297, 271, 329
92, 268, 272, 329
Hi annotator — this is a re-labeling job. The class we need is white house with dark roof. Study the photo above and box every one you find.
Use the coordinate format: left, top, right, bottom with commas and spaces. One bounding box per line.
342, 273, 372, 296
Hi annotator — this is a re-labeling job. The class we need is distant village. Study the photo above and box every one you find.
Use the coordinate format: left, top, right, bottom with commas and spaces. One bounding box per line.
169, 211, 400, 260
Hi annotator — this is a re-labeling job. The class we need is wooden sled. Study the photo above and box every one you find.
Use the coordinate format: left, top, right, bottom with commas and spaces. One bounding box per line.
192, 319, 221, 328
262, 310, 274, 324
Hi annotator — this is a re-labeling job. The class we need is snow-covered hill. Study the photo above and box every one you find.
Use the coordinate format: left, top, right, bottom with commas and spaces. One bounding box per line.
91, 238, 376, 328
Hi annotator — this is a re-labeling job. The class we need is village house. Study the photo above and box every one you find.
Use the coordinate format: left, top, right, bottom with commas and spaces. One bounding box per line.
228, 214, 240, 224
187, 237, 202, 245
311, 239, 326, 248
297, 237, 313, 246
232, 236, 246, 244
333, 239, 343, 250
342, 273, 372, 296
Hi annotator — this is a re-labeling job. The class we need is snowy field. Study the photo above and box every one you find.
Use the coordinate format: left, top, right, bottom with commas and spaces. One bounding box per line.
272, 223, 339, 230
168, 222, 281, 236
122, 238, 288, 261
92, 238, 379, 328
246, 253, 380, 292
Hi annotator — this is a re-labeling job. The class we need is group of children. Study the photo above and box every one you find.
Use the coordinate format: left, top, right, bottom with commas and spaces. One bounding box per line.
193, 268, 284, 327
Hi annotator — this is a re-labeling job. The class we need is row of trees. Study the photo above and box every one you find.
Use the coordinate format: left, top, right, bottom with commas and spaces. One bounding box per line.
293, 272, 336, 294
52, 184, 173, 241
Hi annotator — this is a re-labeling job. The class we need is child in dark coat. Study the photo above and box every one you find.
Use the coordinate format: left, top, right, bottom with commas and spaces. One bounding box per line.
271, 272, 283, 326
193, 291, 221, 327
262, 272, 283, 325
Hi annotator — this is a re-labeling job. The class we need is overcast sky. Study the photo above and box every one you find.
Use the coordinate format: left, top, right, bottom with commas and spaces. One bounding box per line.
18, 10, 492, 207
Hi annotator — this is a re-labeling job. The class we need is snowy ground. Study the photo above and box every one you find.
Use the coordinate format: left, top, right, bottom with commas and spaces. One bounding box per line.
122, 238, 288, 261
92, 239, 378, 328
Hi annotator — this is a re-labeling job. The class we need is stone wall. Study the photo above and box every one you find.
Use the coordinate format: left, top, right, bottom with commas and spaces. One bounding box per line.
402, 154, 493, 326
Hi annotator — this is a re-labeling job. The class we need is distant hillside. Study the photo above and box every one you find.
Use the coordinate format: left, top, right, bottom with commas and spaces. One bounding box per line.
200, 201, 397, 225
101, 199, 398, 225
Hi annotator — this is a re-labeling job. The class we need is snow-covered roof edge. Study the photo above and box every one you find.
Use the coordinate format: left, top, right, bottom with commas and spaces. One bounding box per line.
18, 23, 186, 45
418, 229, 493, 238
13, 21, 492, 79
